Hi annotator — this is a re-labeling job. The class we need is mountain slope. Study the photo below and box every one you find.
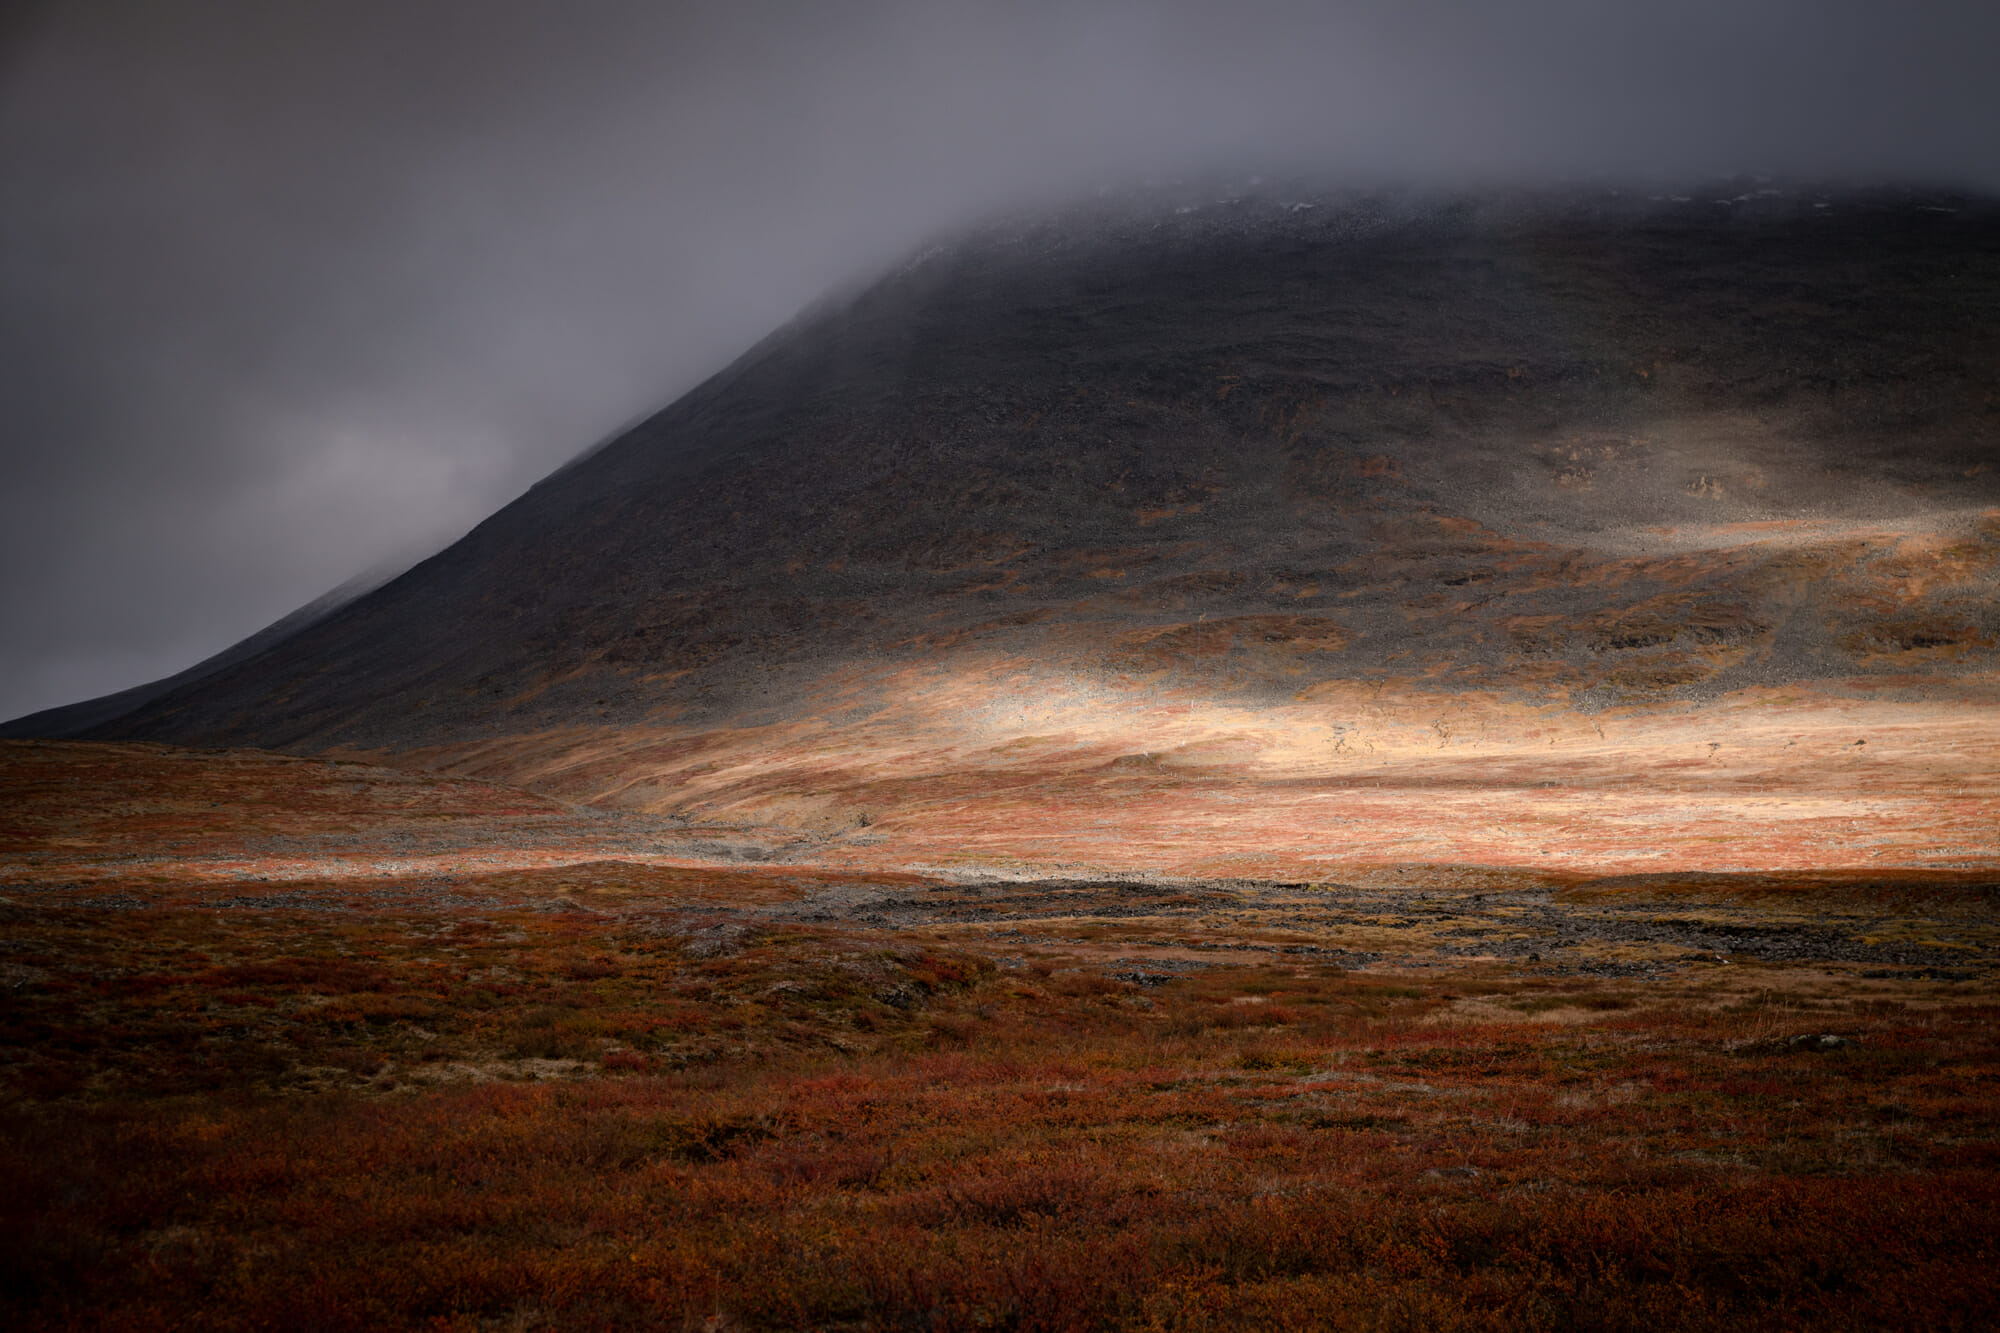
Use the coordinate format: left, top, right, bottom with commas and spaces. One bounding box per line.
0, 567, 394, 740
74, 185, 2000, 876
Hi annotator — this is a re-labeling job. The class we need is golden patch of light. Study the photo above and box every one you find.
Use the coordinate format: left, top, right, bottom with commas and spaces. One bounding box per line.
1564, 509, 1996, 561
407, 650, 2000, 877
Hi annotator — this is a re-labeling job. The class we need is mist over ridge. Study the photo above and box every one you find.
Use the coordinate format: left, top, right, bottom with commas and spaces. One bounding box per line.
6, 0, 2000, 720
4, 182, 1982, 880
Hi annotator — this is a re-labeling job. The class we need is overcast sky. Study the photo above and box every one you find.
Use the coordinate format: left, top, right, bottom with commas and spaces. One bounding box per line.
4, 0, 1997, 722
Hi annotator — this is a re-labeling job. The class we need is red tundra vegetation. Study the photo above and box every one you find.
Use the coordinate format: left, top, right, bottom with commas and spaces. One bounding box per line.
3, 741, 1997, 1329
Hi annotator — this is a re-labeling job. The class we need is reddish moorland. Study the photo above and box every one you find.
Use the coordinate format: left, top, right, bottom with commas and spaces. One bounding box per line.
4, 741, 1998, 1329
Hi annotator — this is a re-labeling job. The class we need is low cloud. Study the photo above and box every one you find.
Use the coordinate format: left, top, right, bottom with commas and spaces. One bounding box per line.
4, 0, 1997, 719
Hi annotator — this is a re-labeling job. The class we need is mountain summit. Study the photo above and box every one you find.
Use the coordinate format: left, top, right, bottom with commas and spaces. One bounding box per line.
42, 185, 2000, 877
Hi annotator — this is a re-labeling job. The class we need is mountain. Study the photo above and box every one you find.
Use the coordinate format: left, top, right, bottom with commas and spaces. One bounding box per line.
0, 566, 394, 741
44, 183, 2000, 877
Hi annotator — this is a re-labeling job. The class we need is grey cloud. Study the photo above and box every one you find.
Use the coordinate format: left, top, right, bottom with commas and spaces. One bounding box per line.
4, 0, 1997, 719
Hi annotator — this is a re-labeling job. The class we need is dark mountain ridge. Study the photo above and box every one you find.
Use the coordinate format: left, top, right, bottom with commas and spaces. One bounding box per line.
0, 567, 393, 741
19, 185, 2000, 874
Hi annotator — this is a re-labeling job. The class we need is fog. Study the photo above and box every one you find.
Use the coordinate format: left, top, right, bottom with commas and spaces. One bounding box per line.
4, 0, 1996, 722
